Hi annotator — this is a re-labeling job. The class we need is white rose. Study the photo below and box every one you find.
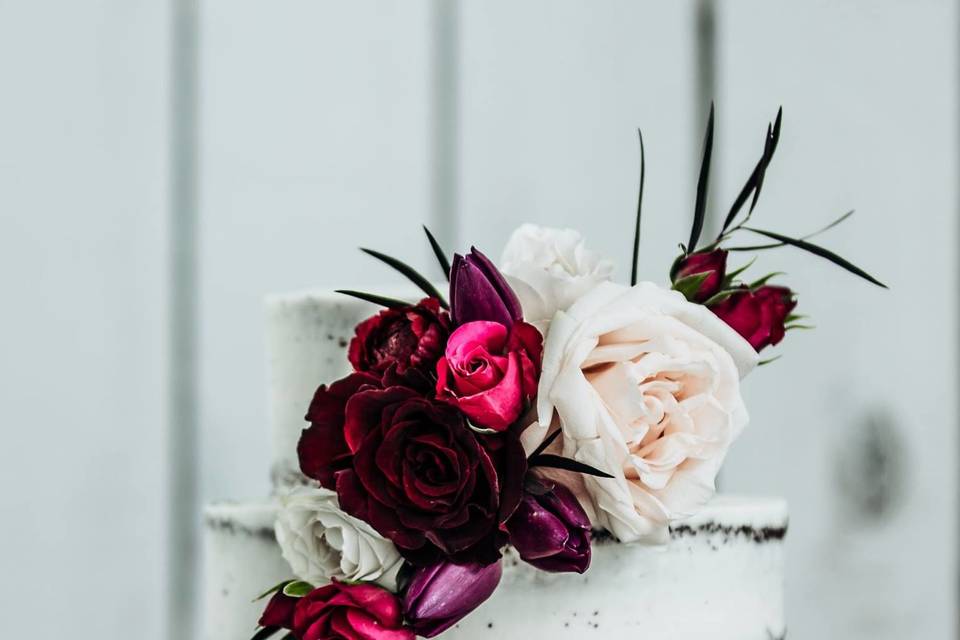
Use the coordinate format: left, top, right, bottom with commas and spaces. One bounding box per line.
500, 224, 614, 331
275, 486, 403, 590
537, 281, 758, 544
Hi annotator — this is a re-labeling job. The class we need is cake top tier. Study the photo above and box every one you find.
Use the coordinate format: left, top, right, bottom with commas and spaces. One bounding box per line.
266, 289, 377, 487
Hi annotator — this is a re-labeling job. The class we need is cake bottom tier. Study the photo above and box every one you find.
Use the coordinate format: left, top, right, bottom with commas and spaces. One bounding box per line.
202, 495, 787, 640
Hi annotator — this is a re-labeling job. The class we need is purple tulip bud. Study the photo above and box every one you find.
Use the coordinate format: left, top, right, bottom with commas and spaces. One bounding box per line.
450, 247, 523, 327
506, 482, 591, 574
402, 560, 502, 637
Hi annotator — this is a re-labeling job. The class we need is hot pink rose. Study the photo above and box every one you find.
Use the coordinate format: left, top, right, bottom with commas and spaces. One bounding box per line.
436, 321, 542, 431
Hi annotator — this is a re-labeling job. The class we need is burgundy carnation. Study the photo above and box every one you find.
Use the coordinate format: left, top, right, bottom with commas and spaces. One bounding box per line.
348, 298, 450, 377
671, 249, 728, 303
291, 581, 414, 640
709, 285, 797, 352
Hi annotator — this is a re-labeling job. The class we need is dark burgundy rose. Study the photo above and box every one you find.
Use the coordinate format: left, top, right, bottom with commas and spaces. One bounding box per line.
291, 581, 413, 640
299, 371, 380, 489
257, 589, 298, 631
506, 481, 591, 574
450, 248, 523, 328
331, 385, 526, 566
403, 560, 503, 637
708, 285, 797, 352
670, 249, 728, 303
348, 298, 450, 376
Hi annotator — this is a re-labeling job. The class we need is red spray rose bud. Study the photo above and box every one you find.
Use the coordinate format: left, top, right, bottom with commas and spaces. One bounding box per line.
348, 298, 450, 376
403, 560, 503, 637
506, 481, 591, 574
450, 248, 523, 327
289, 581, 413, 640
671, 249, 728, 303
708, 285, 797, 352
435, 320, 542, 431
258, 589, 298, 631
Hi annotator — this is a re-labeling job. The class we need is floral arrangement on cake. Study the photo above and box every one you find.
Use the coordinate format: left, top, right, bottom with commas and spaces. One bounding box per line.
250, 106, 884, 640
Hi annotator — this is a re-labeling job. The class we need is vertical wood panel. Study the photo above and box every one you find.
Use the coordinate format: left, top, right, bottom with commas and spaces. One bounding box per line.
0, 2, 170, 639
457, 0, 702, 278
198, 0, 437, 505
713, 2, 958, 637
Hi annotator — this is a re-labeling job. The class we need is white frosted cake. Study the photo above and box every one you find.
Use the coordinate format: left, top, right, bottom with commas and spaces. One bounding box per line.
202, 290, 787, 640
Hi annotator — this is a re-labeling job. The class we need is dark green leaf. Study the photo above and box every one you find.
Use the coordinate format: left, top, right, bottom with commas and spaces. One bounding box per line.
758, 355, 782, 366
671, 271, 711, 301
360, 248, 449, 307
250, 627, 281, 640
422, 226, 452, 281
786, 324, 816, 331
748, 272, 785, 289
702, 288, 740, 306
688, 103, 715, 253
631, 129, 646, 286
252, 580, 292, 603
727, 209, 854, 252
529, 454, 615, 479
740, 227, 887, 288
720, 107, 782, 234
748, 107, 783, 214
335, 289, 410, 309
722, 257, 756, 285
530, 429, 562, 459
282, 580, 314, 598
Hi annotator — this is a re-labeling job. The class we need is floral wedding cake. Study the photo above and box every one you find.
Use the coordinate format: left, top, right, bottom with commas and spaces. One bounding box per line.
202, 107, 882, 640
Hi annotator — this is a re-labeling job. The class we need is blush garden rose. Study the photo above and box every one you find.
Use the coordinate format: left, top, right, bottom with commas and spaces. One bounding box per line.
536, 281, 758, 543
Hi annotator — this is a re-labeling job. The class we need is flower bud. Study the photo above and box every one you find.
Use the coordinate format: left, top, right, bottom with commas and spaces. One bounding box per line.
709, 284, 796, 351
506, 482, 591, 574
450, 248, 523, 327
402, 560, 502, 637
671, 249, 728, 303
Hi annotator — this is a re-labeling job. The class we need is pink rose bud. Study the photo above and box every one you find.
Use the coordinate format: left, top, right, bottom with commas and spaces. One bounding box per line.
403, 560, 503, 637
436, 320, 542, 431
670, 249, 728, 303
506, 482, 592, 574
450, 247, 523, 327
709, 285, 797, 352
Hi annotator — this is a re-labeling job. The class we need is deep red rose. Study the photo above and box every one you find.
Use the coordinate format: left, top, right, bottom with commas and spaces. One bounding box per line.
348, 298, 450, 377
291, 581, 414, 640
299, 371, 380, 489
709, 285, 797, 352
435, 320, 542, 431
258, 589, 298, 631
671, 249, 728, 303
325, 384, 525, 565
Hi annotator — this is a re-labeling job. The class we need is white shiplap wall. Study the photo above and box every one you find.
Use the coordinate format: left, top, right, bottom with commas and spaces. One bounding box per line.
457, 0, 703, 279
0, 2, 171, 639
714, 2, 958, 638
198, 0, 437, 503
